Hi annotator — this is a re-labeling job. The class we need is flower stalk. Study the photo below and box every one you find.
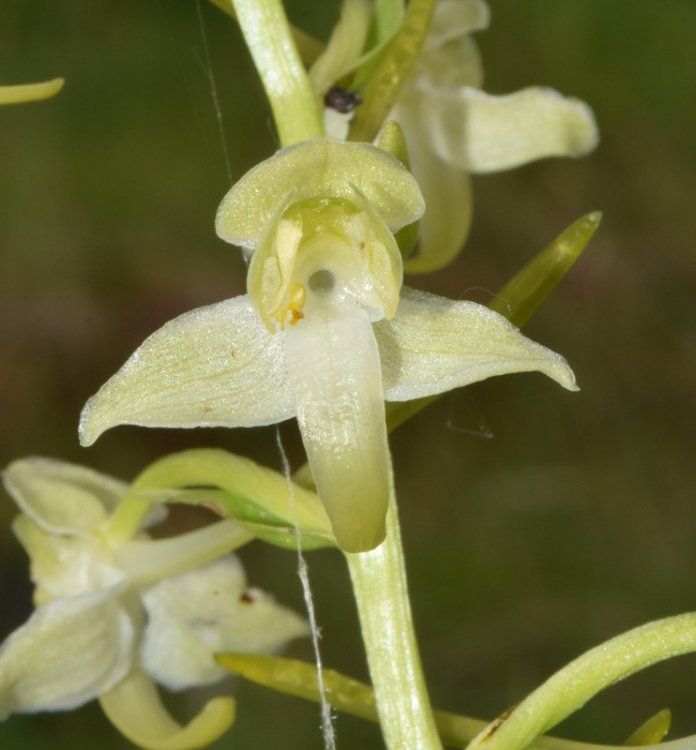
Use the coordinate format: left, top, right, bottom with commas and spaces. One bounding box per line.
346, 481, 442, 750
231, 0, 324, 146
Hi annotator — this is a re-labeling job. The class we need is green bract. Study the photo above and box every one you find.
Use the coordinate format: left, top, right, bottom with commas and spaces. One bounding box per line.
0, 458, 307, 750
0, 78, 64, 105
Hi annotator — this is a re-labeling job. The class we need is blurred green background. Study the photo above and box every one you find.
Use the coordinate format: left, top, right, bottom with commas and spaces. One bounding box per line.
1, 1, 695, 747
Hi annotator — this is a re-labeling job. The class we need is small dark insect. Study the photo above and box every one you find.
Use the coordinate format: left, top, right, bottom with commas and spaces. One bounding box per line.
324, 86, 362, 114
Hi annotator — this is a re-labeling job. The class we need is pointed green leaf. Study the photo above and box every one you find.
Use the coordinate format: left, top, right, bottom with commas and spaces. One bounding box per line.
490, 212, 602, 327
0, 78, 64, 105
624, 709, 671, 746
349, 0, 438, 142
216, 653, 491, 747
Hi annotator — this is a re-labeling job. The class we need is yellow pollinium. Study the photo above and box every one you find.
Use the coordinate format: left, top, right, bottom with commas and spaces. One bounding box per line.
278, 282, 307, 330
248, 196, 403, 333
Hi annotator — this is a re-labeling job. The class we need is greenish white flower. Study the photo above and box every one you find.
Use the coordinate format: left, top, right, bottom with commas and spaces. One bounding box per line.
325, 0, 598, 273
79, 138, 577, 555
397, 0, 598, 272
0, 458, 308, 750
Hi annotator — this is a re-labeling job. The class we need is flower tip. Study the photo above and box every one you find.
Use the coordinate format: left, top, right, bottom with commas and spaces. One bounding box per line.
0, 77, 65, 105
563, 95, 600, 157
78, 402, 101, 447
553, 358, 579, 393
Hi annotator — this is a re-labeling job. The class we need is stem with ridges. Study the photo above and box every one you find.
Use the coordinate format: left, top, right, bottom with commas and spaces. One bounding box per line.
231, 0, 324, 146
346, 480, 442, 750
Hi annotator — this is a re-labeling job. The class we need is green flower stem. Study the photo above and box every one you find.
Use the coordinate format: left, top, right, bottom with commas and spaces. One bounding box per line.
207, 0, 325, 65
216, 653, 675, 750
345, 481, 442, 750
105, 490, 155, 547
349, 0, 437, 143
467, 612, 696, 750
231, 0, 324, 146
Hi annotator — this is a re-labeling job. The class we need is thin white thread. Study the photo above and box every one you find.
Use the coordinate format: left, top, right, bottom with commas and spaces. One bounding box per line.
195, 0, 233, 184
275, 428, 337, 750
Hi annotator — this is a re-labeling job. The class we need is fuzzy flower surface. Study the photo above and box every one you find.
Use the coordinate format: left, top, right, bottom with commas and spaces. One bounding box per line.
80, 138, 577, 554
0, 458, 308, 749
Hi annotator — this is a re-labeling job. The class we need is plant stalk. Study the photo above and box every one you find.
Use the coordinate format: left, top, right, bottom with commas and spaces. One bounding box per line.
346, 480, 442, 750
231, 0, 324, 146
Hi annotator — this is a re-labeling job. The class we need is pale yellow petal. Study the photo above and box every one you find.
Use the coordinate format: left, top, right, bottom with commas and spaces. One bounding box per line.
79, 295, 294, 446
424, 0, 489, 49
285, 292, 391, 552
100, 668, 235, 750
215, 138, 424, 249
116, 520, 253, 587
140, 556, 309, 690
376, 287, 578, 399
3, 457, 126, 536
402, 139, 472, 274
12, 515, 124, 600
308, 0, 371, 96
0, 588, 132, 718
419, 85, 598, 173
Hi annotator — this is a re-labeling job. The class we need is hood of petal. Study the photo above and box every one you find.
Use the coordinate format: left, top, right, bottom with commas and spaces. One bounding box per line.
215, 138, 424, 250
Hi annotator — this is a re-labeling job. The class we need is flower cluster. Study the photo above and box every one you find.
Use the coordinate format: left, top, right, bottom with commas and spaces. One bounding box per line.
0, 458, 307, 748
3, 1, 602, 748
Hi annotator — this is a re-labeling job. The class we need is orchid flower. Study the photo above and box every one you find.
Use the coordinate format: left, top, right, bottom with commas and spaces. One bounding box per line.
79, 137, 577, 554
323, 0, 598, 273
395, 0, 598, 272
0, 458, 308, 750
